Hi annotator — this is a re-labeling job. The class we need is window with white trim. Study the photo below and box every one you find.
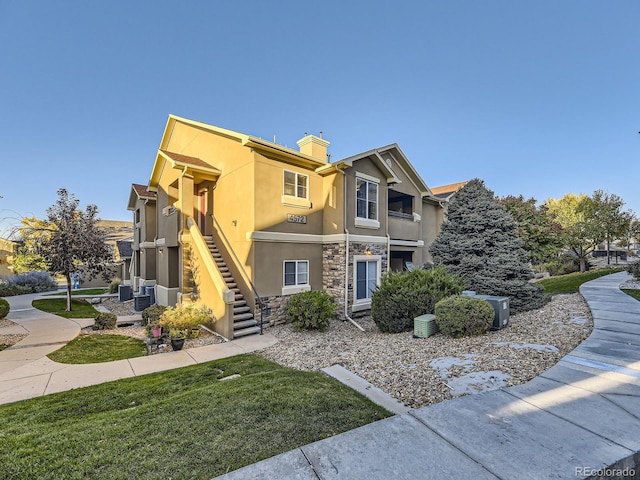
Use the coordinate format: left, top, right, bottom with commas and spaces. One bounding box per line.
356, 259, 378, 300
283, 260, 309, 287
356, 177, 378, 220
284, 171, 308, 199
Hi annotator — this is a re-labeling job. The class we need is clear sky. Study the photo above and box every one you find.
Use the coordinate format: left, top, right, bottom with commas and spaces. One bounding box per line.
1, 1, 639, 238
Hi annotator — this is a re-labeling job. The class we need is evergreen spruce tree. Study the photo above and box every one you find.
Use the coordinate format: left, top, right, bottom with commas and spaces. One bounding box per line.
429, 179, 549, 313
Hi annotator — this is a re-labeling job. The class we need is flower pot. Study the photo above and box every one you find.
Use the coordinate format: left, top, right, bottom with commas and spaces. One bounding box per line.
170, 338, 185, 351
152, 327, 162, 337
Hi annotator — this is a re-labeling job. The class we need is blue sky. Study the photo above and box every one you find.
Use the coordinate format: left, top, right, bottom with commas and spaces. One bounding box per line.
1, 1, 639, 238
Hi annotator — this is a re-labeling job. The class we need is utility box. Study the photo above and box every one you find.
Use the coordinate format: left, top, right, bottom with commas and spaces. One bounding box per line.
118, 284, 133, 302
134, 295, 151, 312
142, 286, 156, 305
474, 295, 510, 330
414, 314, 439, 338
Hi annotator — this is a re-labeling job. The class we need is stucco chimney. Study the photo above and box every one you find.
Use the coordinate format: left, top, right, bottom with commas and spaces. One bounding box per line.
297, 133, 330, 162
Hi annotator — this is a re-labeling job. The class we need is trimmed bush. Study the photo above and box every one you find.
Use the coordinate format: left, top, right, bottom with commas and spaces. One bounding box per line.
109, 277, 122, 294
93, 312, 117, 330
0, 283, 31, 297
141, 305, 167, 327
12, 271, 58, 293
627, 261, 640, 281
0, 272, 58, 296
160, 303, 213, 338
371, 266, 464, 333
0, 298, 9, 319
435, 295, 495, 338
543, 253, 581, 277
285, 290, 336, 331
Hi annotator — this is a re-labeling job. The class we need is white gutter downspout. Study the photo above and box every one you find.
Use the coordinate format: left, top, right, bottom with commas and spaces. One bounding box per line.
340, 169, 365, 332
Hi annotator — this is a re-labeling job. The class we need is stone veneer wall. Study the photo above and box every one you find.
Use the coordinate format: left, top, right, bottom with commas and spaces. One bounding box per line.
322, 243, 347, 319
258, 240, 389, 327
323, 241, 388, 319
256, 295, 290, 326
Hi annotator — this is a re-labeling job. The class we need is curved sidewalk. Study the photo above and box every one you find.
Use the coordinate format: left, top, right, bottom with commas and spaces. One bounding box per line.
218, 272, 640, 479
0, 293, 278, 405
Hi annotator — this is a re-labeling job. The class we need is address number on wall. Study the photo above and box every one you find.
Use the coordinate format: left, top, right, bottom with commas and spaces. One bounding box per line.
287, 214, 307, 224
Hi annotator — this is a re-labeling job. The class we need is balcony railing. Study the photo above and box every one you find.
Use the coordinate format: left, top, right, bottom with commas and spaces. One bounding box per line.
388, 210, 414, 221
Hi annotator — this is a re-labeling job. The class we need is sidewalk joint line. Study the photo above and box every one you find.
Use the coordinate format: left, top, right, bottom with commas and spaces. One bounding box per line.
407, 411, 503, 479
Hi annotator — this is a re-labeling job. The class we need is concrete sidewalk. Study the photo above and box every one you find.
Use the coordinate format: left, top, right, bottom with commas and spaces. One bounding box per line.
217, 272, 640, 479
0, 292, 278, 405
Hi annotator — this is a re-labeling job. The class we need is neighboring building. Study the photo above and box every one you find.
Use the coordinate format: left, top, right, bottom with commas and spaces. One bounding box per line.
127, 184, 157, 291
116, 240, 133, 283
130, 115, 446, 339
0, 238, 17, 276
430, 181, 468, 203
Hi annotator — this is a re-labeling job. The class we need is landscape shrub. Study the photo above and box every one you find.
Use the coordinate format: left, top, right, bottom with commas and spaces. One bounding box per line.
543, 253, 581, 276
285, 290, 336, 331
434, 295, 495, 338
0, 282, 31, 297
0, 298, 9, 319
160, 303, 213, 338
93, 312, 117, 330
371, 266, 464, 333
109, 277, 122, 294
141, 305, 167, 327
627, 261, 640, 281
3, 271, 58, 294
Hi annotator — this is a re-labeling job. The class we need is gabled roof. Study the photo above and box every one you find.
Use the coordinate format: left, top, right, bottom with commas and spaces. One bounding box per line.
159, 150, 221, 173
116, 240, 133, 259
319, 147, 401, 184
127, 183, 157, 211
375, 144, 433, 197
149, 115, 328, 188
149, 150, 222, 190
132, 183, 156, 200
319, 144, 440, 204
431, 181, 469, 200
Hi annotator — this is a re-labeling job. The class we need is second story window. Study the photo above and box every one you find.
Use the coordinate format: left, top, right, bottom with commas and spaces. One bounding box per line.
284, 171, 308, 199
356, 178, 378, 220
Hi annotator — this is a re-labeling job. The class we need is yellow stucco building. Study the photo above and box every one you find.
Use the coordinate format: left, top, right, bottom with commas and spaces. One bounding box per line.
129, 115, 447, 339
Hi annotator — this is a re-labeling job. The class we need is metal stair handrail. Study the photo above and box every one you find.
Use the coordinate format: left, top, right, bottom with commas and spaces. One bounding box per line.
212, 215, 264, 335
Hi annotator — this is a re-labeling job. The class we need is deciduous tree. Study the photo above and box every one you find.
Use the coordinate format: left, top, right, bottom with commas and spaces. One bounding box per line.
497, 195, 564, 265
19, 189, 112, 310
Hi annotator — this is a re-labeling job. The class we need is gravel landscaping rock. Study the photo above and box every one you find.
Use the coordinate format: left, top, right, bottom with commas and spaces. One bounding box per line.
0, 293, 598, 408
259, 293, 593, 409
0, 318, 27, 347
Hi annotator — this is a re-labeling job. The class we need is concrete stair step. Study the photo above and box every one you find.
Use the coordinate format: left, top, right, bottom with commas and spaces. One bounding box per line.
233, 306, 251, 315
233, 312, 255, 322
233, 325, 262, 338
233, 319, 258, 330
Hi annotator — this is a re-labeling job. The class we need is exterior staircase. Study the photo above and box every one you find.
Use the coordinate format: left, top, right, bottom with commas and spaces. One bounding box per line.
204, 236, 261, 338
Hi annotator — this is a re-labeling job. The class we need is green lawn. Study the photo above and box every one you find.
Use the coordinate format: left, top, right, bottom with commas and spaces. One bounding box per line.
0, 354, 391, 479
622, 289, 640, 302
46, 288, 109, 296
537, 267, 625, 295
48, 334, 148, 364
32, 298, 100, 318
